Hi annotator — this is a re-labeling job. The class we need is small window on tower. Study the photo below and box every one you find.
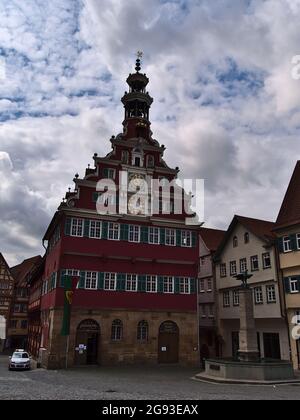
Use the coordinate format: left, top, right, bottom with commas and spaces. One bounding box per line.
147, 155, 154, 168
121, 151, 129, 164
135, 157, 141, 167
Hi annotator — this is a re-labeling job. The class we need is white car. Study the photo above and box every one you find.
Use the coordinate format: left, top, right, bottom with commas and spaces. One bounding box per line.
8, 349, 31, 371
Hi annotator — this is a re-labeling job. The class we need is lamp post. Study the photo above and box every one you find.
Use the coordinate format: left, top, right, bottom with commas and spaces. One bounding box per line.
233, 270, 260, 362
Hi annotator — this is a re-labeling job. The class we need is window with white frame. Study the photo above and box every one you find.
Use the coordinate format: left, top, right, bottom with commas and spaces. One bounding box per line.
108, 223, 120, 240
129, 225, 140, 243
207, 278, 212, 292
254, 287, 264, 304
104, 273, 116, 291
240, 258, 247, 273
137, 320, 148, 341
149, 227, 160, 244
181, 230, 192, 247
290, 277, 299, 294
71, 218, 83, 237
165, 229, 176, 246
85, 272, 97, 290
163, 276, 174, 293
233, 236, 238, 248
111, 319, 122, 341
262, 252, 271, 269
251, 255, 259, 271
283, 236, 292, 253
66, 269, 80, 277
230, 261, 237, 276
233, 290, 240, 306
126, 274, 138, 292
146, 275, 157, 293
179, 278, 190, 294
266, 284, 276, 303
89, 220, 101, 239
199, 279, 205, 293
220, 263, 227, 278
223, 291, 230, 307
297, 234, 300, 250
201, 305, 206, 318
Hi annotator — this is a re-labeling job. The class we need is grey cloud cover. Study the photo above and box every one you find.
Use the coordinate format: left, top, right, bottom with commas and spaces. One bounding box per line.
0, 0, 300, 265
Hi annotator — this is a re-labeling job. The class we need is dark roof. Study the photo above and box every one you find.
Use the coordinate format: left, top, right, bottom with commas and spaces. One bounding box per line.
199, 228, 226, 252
11, 255, 42, 286
214, 215, 275, 261
0, 253, 15, 279
276, 161, 300, 229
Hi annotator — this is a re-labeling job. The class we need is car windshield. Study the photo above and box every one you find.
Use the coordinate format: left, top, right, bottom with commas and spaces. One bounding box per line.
13, 353, 28, 359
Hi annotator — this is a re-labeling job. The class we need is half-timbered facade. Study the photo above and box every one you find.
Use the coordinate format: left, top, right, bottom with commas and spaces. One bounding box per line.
0, 253, 14, 351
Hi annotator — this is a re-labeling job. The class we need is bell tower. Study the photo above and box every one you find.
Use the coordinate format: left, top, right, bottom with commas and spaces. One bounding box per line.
121, 52, 153, 141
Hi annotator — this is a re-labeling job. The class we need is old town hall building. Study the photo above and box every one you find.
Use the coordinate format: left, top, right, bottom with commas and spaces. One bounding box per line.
39, 58, 199, 369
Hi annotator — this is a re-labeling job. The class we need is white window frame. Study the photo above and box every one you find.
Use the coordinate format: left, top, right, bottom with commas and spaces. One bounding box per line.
283, 236, 292, 253
254, 287, 264, 304
179, 277, 190, 294
85, 272, 97, 290
89, 220, 102, 239
108, 223, 120, 241
199, 279, 205, 293
223, 292, 230, 307
163, 276, 174, 293
251, 255, 259, 271
230, 261, 237, 276
71, 218, 84, 237
233, 290, 240, 306
129, 225, 140, 243
149, 227, 160, 245
290, 277, 299, 294
220, 263, 227, 278
262, 252, 271, 269
240, 258, 247, 273
165, 228, 176, 246
126, 274, 138, 292
104, 273, 117, 291
181, 230, 192, 247
207, 278, 212, 292
266, 284, 276, 303
146, 275, 157, 293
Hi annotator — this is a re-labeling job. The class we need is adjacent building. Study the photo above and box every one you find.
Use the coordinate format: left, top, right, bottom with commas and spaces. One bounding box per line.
8, 256, 42, 350
214, 215, 290, 361
39, 58, 200, 369
274, 161, 300, 370
198, 228, 225, 365
0, 253, 14, 351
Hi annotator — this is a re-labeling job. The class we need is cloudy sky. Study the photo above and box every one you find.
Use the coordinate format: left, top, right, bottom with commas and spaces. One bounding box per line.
0, 0, 300, 266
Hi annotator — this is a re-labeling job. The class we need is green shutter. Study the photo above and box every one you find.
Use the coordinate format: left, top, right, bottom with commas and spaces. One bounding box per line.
93, 192, 99, 203
174, 277, 180, 294
190, 278, 196, 294
176, 230, 182, 247
79, 271, 85, 289
120, 224, 129, 241
158, 276, 164, 293
141, 226, 149, 243
97, 272, 104, 290
160, 228, 166, 245
192, 232, 197, 248
138, 275, 146, 292
60, 270, 66, 287
277, 237, 284, 254
117, 273, 126, 291
284, 278, 291, 294
290, 234, 297, 251
64, 218, 71, 236
102, 221, 108, 239
84, 219, 90, 237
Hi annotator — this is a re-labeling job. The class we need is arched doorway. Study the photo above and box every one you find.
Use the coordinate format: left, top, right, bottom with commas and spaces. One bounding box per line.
75, 319, 100, 365
158, 321, 179, 364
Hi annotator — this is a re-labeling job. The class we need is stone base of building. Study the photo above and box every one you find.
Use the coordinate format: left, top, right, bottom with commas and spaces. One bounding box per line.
41, 308, 199, 370
196, 358, 296, 384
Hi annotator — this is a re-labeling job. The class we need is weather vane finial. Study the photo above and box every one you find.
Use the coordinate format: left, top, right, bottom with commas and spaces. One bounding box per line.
137, 51, 143, 59
135, 51, 143, 72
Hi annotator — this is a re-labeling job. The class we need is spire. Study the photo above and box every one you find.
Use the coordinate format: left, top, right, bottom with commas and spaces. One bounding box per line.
135, 51, 143, 72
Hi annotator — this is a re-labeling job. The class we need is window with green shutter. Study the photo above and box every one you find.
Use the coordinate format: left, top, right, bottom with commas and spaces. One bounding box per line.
97, 273, 104, 290
64, 218, 72, 236
84, 219, 90, 237
102, 221, 108, 240
60, 270, 66, 287
192, 232, 197, 248
176, 230, 181, 247
290, 234, 297, 251
141, 226, 149, 243
79, 271, 85, 289
117, 273, 126, 291
284, 278, 291, 294
158, 276, 164, 293
190, 278, 196, 294
138, 275, 146, 292
120, 224, 129, 241
174, 277, 180, 294
277, 237, 284, 254
160, 228, 166, 245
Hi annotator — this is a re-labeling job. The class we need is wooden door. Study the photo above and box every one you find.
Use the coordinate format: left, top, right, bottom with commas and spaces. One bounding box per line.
263, 333, 281, 360
158, 321, 179, 364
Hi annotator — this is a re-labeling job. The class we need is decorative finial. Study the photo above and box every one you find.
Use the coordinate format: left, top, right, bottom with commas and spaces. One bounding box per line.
135, 51, 143, 72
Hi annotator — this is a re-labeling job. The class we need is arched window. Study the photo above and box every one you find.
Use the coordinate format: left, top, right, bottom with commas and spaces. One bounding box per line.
244, 232, 250, 244
137, 320, 148, 341
233, 236, 238, 248
121, 150, 129, 164
111, 319, 123, 341
147, 155, 154, 168
132, 147, 144, 167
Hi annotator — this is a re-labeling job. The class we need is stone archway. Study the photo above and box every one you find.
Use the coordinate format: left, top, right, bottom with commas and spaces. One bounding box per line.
75, 319, 100, 366
158, 321, 179, 364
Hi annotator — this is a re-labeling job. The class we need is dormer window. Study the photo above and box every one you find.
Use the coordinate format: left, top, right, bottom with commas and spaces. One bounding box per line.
244, 232, 250, 244
233, 236, 238, 248
132, 147, 144, 167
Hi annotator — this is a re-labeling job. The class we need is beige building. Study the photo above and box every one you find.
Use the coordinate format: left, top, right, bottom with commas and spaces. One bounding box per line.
274, 161, 300, 370
214, 215, 290, 361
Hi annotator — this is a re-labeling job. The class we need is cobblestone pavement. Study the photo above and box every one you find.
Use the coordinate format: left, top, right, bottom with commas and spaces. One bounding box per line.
0, 356, 300, 400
